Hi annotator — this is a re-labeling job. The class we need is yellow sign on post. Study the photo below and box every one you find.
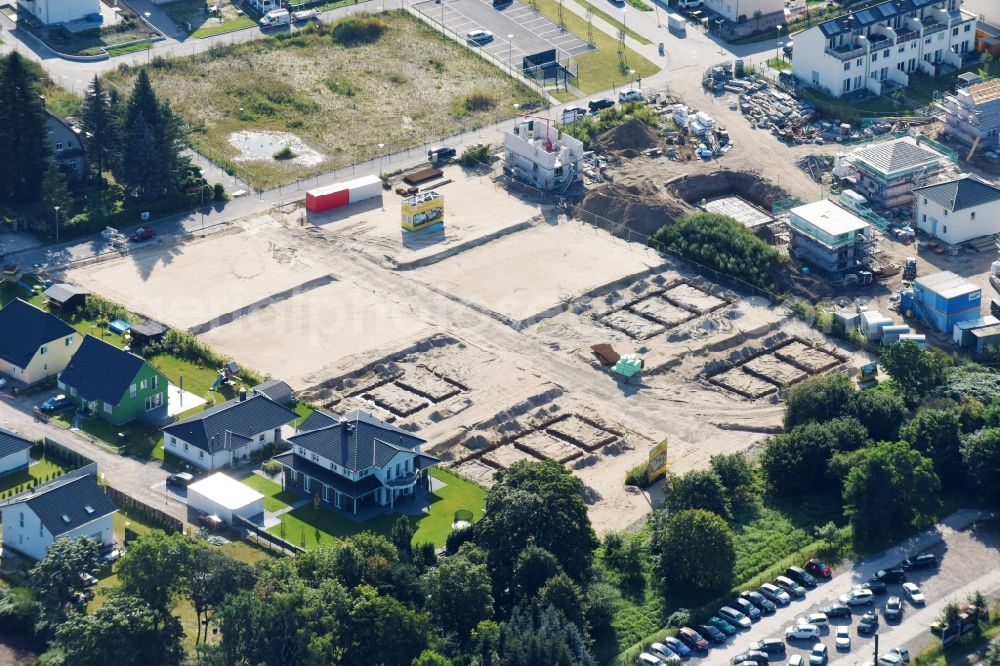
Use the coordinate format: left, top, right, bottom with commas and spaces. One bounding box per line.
647, 439, 668, 482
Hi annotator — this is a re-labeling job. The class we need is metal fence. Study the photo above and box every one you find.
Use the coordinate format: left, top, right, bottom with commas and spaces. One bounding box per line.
235, 515, 304, 556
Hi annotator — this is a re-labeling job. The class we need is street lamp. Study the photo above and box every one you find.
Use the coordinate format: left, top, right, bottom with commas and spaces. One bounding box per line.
53, 206, 60, 245
776, 40, 784, 63
630, 68, 636, 91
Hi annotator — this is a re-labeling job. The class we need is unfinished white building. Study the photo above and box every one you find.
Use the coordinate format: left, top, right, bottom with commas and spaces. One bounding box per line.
943, 78, 1000, 150
503, 119, 584, 193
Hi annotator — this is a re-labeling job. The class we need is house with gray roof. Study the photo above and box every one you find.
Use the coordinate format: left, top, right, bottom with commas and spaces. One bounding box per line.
844, 136, 952, 208
0, 298, 78, 386
273, 410, 439, 514
0, 473, 117, 561
0, 429, 33, 477
163, 392, 298, 470
915, 174, 1000, 244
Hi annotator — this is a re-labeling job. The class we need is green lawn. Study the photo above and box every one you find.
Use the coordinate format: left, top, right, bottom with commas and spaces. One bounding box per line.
147, 353, 246, 401
0, 277, 45, 308
0, 455, 70, 497
268, 468, 486, 549
238, 471, 298, 512
572, 0, 652, 45
799, 86, 915, 123
766, 57, 791, 72
191, 15, 256, 38
69, 319, 128, 349
531, 0, 658, 94
904, 60, 1000, 106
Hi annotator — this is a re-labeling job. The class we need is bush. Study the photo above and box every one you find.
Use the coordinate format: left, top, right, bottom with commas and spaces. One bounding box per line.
459, 143, 492, 167
77, 294, 135, 326
331, 15, 387, 46
625, 461, 652, 487
213, 183, 228, 202
454, 89, 496, 117
666, 609, 691, 628
261, 460, 282, 476
273, 146, 296, 161
445, 524, 473, 555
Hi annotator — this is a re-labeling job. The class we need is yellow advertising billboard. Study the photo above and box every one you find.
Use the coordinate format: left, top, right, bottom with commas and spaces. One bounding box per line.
647, 439, 668, 482
401, 191, 444, 232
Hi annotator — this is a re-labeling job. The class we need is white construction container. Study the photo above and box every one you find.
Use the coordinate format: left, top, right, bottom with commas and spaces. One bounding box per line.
668, 13, 686, 34
345, 174, 383, 204
881, 325, 911, 345
897, 333, 926, 348
839, 189, 868, 208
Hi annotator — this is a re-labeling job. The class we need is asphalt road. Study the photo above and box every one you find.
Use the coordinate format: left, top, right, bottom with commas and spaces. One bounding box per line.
678, 510, 1000, 666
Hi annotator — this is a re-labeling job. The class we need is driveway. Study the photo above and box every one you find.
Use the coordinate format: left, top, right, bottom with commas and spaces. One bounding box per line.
682, 510, 1000, 666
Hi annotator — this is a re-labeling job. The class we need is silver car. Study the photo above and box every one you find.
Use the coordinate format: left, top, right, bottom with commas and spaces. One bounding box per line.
760, 583, 791, 606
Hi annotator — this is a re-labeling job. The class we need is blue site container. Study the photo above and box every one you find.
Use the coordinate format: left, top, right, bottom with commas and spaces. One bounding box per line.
912, 271, 982, 333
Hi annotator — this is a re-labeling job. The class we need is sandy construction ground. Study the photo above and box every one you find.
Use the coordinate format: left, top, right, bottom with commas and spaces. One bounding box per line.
411, 221, 666, 324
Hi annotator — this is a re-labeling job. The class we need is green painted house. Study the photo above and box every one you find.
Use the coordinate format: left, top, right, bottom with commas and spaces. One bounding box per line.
58, 335, 169, 425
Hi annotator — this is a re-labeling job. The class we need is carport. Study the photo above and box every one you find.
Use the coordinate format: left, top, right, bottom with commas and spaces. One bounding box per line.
187, 473, 264, 526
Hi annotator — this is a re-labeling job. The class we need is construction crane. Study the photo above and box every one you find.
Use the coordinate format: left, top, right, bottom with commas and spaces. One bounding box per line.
521, 115, 555, 152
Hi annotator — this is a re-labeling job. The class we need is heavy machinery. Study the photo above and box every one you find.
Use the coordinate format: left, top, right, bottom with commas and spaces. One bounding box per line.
903, 257, 917, 282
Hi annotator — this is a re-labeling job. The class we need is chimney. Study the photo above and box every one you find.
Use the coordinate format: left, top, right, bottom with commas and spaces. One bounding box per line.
239, 390, 247, 402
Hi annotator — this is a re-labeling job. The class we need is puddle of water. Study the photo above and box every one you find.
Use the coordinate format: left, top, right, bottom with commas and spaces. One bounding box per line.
229, 130, 326, 167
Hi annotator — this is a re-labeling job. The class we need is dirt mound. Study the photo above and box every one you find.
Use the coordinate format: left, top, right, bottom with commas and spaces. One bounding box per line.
578, 182, 692, 238
596, 118, 660, 152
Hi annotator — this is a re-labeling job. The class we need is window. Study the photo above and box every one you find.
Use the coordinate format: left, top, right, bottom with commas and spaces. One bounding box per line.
19, 512, 23, 528
311, 453, 319, 462
922, 214, 927, 222
151, 376, 158, 390
322, 485, 329, 502
103, 402, 112, 415
184, 442, 189, 452
55, 141, 64, 150
844, 62, 851, 71
943, 209, 948, 216
883, 49, 889, 57
130, 384, 137, 399
169, 436, 176, 447
140, 379, 148, 390
943, 225, 948, 234
304, 476, 310, 492
872, 52, 878, 62
298, 446, 306, 455
952, 27, 958, 36
145, 393, 162, 411
258, 434, 265, 442
965, 23, 971, 32
40, 345, 47, 356
971, 211, 975, 220
856, 58, 862, 66
199, 451, 204, 460
65, 336, 73, 347
843, 79, 851, 93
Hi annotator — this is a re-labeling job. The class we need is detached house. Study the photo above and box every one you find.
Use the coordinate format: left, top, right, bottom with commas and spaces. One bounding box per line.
0, 429, 33, 477
0, 473, 117, 561
914, 174, 1000, 244
58, 335, 168, 425
273, 410, 439, 515
163, 391, 298, 470
0, 298, 78, 386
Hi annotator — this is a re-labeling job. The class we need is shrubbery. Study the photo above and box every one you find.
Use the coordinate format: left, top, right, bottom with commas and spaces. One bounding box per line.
331, 15, 387, 46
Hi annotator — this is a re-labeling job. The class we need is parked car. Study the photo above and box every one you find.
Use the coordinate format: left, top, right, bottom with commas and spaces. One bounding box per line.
805, 559, 832, 578
839, 588, 874, 606
888, 647, 910, 663
696, 624, 726, 644
788, 656, 803, 666
901, 553, 937, 570
871, 568, 906, 584
760, 583, 791, 606
774, 576, 807, 599
166, 471, 195, 488
661, 637, 690, 658
751, 639, 785, 655
562, 106, 587, 119
0, 377, 7, 390
731, 651, 769, 665
877, 656, 903, 666
857, 611, 879, 635
902, 582, 925, 605
639, 652, 670, 666
797, 612, 828, 629
618, 88, 643, 103
291, 8, 319, 21
785, 624, 819, 642
428, 146, 457, 163
718, 606, 752, 629
734, 597, 762, 621
466, 29, 494, 44
588, 97, 615, 112
786, 566, 818, 588
884, 595, 903, 621
861, 580, 887, 595
810, 643, 828, 665
130, 226, 156, 242
835, 626, 850, 650
40, 394, 71, 413
819, 603, 851, 619
648, 643, 681, 663
708, 616, 737, 636
100, 548, 123, 564
197, 512, 224, 532
677, 627, 708, 651
79, 572, 98, 587
741, 590, 777, 613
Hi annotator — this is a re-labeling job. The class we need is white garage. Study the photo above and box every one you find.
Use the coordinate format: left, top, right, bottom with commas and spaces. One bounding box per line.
186, 473, 264, 526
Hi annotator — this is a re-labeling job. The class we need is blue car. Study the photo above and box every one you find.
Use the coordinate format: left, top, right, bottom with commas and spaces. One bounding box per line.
40, 394, 71, 413
662, 636, 691, 658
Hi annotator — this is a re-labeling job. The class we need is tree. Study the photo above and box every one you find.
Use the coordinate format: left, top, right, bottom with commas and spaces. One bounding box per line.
475, 460, 598, 588
0, 53, 49, 206
413, 650, 453, 666
901, 408, 963, 485
117, 530, 193, 613
984, 640, 1000, 666
189, 546, 255, 644
498, 604, 596, 666
881, 340, 947, 400
961, 428, 1000, 505
783, 373, 856, 428
827, 448, 869, 485
851, 388, 908, 442
760, 423, 837, 495
512, 545, 563, 600
665, 470, 730, 518
843, 441, 941, 549
115, 70, 185, 200
652, 509, 735, 600
40, 161, 72, 234
391, 515, 415, 562
826, 416, 871, 452
583, 581, 621, 631
29, 536, 101, 608
344, 585, 431, 666
53, 593, 184, 666
538, 572, 586, 631
80, 75, 119, 177
421, 545, 494, 640
709, 452, 759, 507
600, 532, 644, 586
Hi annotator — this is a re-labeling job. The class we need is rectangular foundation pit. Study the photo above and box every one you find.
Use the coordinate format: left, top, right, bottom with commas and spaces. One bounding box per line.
742, 354, 809, 387
483, 444, 544, 469
664, 283, 728, 314
395, 367, 463, 403
453, 459, 499, 488
710, 368, 778, 399
600, 310, 667, 340
628, 296, 695, 327
363, 384, 429, 417
773, 341, 844, 373
516, 430, 584, 464
546, 415, 618, 451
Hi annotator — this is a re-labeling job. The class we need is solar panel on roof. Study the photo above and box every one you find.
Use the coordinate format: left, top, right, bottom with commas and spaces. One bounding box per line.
857, 9, 874, 23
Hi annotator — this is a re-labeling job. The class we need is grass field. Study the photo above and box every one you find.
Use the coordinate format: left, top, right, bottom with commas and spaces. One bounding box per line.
268, 468, 486, 548
106, 11, 538, 188
572, 0, 651, 45
239, 471, 298, 512
532, 0, 657, 93
161, 0, 258, 38
107, 42, 154, 57
0, 456, 70, 497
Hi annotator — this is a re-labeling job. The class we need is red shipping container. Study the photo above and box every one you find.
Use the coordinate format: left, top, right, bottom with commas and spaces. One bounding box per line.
305, 185, 349, 213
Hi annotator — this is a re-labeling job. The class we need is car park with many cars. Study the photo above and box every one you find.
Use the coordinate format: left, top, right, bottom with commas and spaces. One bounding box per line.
741, 590, 777, 613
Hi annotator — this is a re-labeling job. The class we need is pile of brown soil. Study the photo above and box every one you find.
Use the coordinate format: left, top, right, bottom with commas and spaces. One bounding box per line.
595, 118, 660, 152
577, 181, 692, 238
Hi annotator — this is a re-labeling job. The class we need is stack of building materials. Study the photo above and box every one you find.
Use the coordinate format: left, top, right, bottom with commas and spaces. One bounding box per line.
305, 175, 382, 213
908, 270, 982, 334
860, 310, 895, 341
672, 104, 690, 129
689, 111, 716, 137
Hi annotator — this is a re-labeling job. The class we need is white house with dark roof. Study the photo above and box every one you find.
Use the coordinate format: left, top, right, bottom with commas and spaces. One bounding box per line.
163, 392, 299, 470
0, 298, 78, 386
0, 473, 117, 561
273, 410, 439, 514
914, 174, 1000, 244
0, 429, 33, 477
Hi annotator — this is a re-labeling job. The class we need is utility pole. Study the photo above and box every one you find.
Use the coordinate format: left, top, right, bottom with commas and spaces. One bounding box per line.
54, 206, 60, 245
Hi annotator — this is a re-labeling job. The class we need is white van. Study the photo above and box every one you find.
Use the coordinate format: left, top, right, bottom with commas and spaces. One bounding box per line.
677, 0, 703, 8
259, 8, 290, 28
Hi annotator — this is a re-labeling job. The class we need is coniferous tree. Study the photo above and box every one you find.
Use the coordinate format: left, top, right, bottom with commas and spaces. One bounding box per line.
80, 75, 118, 177
39, 161, 72, 235
0, 53, 49, 206
115, 70, 185, 200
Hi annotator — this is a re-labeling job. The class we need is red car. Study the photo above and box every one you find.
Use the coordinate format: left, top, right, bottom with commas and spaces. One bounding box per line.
130, 226, 156, 242
805, 559, 832, 578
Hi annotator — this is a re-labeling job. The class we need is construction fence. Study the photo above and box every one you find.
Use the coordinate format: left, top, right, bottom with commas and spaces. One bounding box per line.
235, 515, 304, 557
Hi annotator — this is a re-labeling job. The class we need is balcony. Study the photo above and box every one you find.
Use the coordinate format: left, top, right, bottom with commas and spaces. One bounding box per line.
825, 44, 867, 60
385, 473, 417, 488
896, 29, 919, 44
923, 20, 946, 36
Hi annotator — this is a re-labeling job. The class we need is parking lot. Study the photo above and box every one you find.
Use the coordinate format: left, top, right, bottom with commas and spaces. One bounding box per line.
667, 511, 1000, 666
413, 0, 593, 71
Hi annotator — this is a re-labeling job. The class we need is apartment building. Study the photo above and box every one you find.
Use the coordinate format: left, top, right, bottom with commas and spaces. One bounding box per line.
791, 0, 977, 99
